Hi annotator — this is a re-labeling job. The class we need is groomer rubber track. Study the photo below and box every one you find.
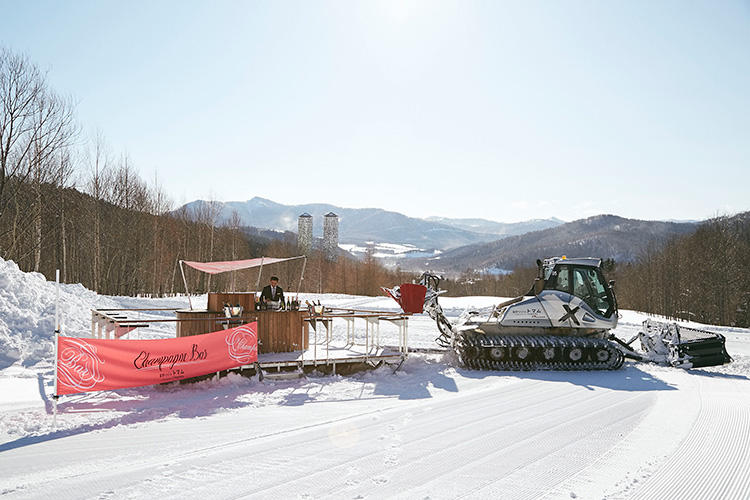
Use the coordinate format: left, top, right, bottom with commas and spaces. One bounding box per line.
458, 334, 625, 371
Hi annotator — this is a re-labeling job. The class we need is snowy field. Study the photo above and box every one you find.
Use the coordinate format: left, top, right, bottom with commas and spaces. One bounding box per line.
1, 257, 750, 499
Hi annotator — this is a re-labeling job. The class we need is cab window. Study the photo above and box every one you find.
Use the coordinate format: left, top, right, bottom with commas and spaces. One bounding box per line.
572, 266, 613, 317
544, 265, 570, 293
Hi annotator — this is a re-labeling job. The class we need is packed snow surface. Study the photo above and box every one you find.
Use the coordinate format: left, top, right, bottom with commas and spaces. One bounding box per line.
1, 257, 749, 499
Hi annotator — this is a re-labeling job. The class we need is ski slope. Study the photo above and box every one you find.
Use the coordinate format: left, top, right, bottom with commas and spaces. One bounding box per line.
1, 260, 749, 499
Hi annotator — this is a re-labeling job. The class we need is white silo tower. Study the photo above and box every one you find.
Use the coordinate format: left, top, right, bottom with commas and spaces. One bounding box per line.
297, 212, 313, 254
323, 212, 339, 261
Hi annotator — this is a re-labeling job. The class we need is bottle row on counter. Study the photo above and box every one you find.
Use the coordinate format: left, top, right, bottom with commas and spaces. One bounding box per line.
222, 296, 304, 316
255, 295, 301, 311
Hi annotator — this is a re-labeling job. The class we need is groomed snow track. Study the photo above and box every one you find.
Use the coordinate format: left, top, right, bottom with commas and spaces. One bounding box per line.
4, 360, 749, 500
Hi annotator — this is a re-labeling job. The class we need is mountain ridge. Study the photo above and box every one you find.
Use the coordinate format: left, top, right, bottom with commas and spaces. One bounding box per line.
175, 199, 727, 273
176, 197, 565, 251
424, 216, 566, 237
417, 214, 700, 273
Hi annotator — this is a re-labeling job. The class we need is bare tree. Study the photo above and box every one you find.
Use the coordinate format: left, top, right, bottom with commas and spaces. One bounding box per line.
54, 148, 77, 280
227, 210, 242, 292
193, 198, 222, 291
29, 89, 77, 271
148, 170, 173, 295
83, 130, 112, 291
0, 48, 43, 234
0, 48, 77, 268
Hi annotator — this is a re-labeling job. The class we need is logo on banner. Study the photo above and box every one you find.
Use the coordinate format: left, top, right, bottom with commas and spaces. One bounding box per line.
132, 344, 208, 371
225, 323, 258, 364
58, 338, 105, 391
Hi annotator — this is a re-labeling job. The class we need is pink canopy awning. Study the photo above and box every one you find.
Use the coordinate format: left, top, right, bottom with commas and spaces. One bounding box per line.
181, 256, 303, 275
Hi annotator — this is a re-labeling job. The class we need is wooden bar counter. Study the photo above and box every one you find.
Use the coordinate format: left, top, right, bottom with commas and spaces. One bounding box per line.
207, 292, 256, 313
254, 310, 309, 353
175, 308, 309, 354
175, 309, 223, 337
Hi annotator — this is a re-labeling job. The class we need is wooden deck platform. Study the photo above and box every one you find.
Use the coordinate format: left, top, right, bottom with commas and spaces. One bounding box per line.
90, 305, 410, 376
255, 343, 404, 369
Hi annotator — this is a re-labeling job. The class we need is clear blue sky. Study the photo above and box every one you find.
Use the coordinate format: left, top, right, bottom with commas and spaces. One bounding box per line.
2, 1, 749, 222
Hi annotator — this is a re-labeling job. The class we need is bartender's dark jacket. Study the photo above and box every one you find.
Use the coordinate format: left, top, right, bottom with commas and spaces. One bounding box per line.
261, 285, 284, 302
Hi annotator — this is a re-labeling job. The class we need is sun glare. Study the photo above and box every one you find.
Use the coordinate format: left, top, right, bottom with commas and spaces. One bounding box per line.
381, 0, 416, 23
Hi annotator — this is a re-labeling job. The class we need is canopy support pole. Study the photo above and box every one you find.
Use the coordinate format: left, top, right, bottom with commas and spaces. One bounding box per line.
297, 256, 307, 293
255, 257, 265, 289
179, 260, 193, 310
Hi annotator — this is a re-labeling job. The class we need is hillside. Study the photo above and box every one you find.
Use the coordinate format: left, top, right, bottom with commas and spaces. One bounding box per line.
178, 198, 562, 251
422, 214, 699, 272
616, 211, 750, 327
425, 216, 565, 237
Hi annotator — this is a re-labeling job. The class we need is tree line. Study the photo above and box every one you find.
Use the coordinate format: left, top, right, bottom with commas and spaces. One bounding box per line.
613, 213, 750, 328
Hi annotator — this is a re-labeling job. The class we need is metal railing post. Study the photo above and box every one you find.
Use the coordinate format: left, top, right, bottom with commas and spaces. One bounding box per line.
255, 257, 265, 289
179, 260, 193, 310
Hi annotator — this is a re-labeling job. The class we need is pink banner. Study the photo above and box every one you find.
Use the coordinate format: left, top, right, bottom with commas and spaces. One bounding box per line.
56, 322, 258, 395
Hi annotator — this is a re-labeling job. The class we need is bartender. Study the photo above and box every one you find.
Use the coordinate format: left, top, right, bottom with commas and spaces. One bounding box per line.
261, 276, 284, 304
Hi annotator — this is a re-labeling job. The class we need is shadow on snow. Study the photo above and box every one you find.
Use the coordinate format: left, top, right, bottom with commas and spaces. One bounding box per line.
0, 356, 697, 453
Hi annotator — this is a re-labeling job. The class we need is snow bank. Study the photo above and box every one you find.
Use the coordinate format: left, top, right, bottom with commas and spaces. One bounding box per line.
0, 258, 117, 369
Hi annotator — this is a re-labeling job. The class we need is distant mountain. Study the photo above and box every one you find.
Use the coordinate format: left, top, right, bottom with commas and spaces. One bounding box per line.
177, 197, 509, 251
417, 214, 700, 273
425, 216, 565, 237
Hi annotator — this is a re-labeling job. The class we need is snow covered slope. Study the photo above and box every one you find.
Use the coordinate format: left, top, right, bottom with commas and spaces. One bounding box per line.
0, 259, 118, 369
1, 261, 749, 499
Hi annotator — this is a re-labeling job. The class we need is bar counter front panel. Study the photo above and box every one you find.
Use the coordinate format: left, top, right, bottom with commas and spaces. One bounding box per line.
175, 309, 309, 354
